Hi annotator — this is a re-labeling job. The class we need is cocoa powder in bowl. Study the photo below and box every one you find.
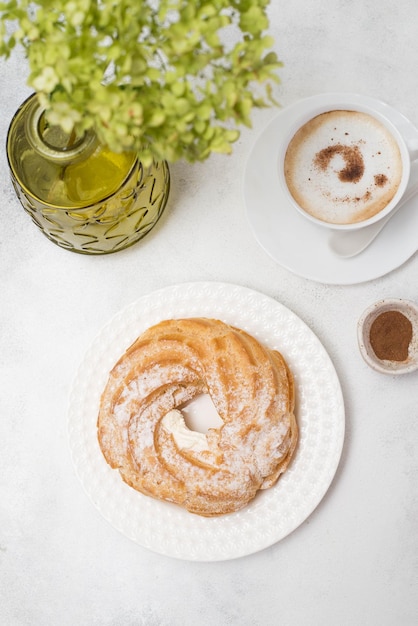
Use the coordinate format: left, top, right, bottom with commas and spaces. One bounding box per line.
369, 310, 412, 361
357, 299, 418, 375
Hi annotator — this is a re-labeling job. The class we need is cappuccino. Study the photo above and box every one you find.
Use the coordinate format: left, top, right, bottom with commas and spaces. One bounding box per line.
284, 110, 403, 225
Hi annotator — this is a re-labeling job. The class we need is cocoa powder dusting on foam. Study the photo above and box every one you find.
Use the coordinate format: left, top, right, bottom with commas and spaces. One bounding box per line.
374, 173, 388, 187
314, 144, 365, 183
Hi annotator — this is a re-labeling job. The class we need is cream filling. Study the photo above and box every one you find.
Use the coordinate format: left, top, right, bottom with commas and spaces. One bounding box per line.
161, 409, 209, 452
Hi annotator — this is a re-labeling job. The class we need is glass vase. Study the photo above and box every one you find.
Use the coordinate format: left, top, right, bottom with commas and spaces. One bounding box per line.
6, 94, 170, 254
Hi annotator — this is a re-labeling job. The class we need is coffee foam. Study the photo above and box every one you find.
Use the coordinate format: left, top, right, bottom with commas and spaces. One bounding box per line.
284, 110, 403, 224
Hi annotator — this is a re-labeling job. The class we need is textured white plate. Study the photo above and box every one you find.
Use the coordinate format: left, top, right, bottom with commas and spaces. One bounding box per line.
68, 282, 345, 561
244, 92, 418, 285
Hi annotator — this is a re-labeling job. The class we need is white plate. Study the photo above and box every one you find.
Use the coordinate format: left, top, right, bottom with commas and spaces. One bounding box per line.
244, 93, 418, 285
68, 282, 345, 561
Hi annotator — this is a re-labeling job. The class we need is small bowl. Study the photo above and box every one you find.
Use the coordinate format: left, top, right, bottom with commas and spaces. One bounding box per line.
357, 298, 418, 375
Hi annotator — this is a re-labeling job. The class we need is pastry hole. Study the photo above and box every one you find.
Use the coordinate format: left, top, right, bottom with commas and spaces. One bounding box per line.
180, 393, 223, 434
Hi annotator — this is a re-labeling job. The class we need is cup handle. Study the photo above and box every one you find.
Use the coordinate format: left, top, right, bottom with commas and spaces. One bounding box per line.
406, 139, 418, 162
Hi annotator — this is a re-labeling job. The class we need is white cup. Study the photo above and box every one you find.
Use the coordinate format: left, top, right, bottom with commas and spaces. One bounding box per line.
279, 95, 417, 231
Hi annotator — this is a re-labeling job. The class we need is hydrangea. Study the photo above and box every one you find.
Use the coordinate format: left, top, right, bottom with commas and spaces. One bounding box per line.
0, 0, 281, 163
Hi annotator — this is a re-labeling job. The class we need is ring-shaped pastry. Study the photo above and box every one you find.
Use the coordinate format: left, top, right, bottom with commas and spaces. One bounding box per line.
98, 318, 298, 516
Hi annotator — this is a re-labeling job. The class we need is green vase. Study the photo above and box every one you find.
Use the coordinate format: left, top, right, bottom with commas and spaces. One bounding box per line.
6, 94, 170, 254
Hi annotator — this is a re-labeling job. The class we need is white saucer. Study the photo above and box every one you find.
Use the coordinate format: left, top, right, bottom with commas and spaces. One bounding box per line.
243, 93, 418, 285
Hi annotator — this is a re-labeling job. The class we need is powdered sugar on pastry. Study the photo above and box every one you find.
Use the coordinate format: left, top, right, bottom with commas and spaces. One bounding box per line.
97, 318, 298, 516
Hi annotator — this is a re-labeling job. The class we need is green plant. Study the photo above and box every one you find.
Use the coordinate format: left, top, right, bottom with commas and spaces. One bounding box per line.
0, 0, 281, 164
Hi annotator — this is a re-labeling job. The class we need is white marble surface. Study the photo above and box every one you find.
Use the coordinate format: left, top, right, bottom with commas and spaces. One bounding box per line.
1, 2, 417, 624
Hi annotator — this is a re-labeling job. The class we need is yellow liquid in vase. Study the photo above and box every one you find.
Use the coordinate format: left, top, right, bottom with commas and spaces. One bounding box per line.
46, 146, 136, 207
